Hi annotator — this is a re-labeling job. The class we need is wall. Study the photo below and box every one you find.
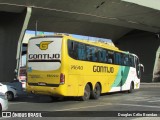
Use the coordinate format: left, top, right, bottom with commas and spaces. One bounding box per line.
115, 30, 160, 82
153, 46, 160, 82
0, 11, 26, 82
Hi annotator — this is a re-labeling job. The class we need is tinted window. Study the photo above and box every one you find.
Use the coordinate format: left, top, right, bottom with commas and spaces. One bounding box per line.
97, 49, 107, 63
68, 40, 134, 67
78, 43, 86, 60
115, 52, 121, 65
68, 40, 78, 59
123, 54, 129, 66
129, 55, 134, 67
86, 45, 92, 61
108, 51, 114, 64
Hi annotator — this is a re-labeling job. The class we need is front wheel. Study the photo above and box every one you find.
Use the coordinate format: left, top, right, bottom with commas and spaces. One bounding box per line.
0, 104, 2, 111
79, 84, 91, 101
128, 82, 134, 93
90, 83, 101, 99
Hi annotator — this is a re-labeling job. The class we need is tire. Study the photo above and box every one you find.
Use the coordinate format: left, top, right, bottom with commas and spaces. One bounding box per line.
0, 103, 2, 111
6, 92, 14, 101
90, 83, 101, 99
50, 96, 63, 101
128, 82, 133, 93
79, 84, 91, 101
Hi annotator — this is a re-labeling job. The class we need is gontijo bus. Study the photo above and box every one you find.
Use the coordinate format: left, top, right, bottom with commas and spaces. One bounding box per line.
26, 34, 143, 101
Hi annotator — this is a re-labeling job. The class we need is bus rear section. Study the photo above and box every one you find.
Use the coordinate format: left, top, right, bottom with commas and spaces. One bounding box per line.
26, 36, 65, 96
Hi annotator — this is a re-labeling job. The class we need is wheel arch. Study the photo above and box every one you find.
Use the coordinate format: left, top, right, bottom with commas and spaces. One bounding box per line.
6, 91, 14, 95
87, 82, 93, 92
131, 81, 134, 89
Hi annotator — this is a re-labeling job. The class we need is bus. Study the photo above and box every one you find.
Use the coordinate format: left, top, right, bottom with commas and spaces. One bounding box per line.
26, 34, 143, 101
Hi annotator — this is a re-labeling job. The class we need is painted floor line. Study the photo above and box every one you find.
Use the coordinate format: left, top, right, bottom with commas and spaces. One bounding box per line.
148, 99, 160, 102
55, 102, 160, 111
118, 103, 160, 109
55, 103, 160, 111
128, 99, 151, 101
9, 102, 28, 105
55, 103, 113, 111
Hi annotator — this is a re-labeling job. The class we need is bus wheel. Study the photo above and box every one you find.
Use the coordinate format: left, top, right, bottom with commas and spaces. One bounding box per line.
128, 82, 134, 93
79, 84, 91, 101
50, 96, 63, 101
91, 83, 101, 99
6, 92, 14, 101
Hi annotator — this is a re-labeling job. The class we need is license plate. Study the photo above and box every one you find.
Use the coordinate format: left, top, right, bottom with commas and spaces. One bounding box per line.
38, 82, 46, 86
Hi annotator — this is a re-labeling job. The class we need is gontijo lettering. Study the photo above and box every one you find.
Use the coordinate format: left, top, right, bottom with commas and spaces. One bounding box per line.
93, 65, 114, 73
29, 54, 60, 59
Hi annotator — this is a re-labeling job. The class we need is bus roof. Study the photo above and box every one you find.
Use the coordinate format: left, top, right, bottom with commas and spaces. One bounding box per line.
29, 34, 129, 53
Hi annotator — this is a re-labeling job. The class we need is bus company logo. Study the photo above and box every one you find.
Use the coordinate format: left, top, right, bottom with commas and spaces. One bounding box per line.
36, 41, 53, 50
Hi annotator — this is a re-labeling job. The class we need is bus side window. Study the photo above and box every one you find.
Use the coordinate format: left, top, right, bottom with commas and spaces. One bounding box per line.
121, 54, 128, 66
129, 55, 134, 67
91, 47, 97, 62
105, 50, 108, 63
86, 46, 92, 61
115, 53, 121, 65
78, 43, 86, 60
124, 55, 129, 66
115, 53, 118, 64
96, 48, 101, 62
103, 49, 107, 63
98, 49, 107, 63
86, 46, 98, 62
68, 40, 78, 59
108, 51, 114, 64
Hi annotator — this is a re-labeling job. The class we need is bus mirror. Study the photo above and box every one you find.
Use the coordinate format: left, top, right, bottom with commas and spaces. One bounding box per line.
139, 64, 144, 72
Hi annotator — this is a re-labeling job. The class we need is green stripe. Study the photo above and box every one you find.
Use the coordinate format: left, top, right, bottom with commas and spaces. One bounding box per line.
112, 66, 130, 87
112, 67, 122, 87
121, 66, 130, 86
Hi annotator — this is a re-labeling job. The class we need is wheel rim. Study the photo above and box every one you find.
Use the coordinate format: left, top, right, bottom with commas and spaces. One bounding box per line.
8, 93, 11, 99
84, 85, 90, 100
94, 84, 100, 96
6, 92, 13, 100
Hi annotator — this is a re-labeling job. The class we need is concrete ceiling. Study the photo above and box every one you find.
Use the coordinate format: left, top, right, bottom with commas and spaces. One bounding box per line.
0, 0, 160, 40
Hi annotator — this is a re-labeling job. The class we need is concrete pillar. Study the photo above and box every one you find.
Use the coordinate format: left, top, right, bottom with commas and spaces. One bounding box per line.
115, 30, 160, 82
0, 9, 30, 82
153, 46, 160, 82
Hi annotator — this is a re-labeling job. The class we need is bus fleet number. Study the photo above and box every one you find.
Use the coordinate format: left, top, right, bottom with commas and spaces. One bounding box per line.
71, 65, 83, 70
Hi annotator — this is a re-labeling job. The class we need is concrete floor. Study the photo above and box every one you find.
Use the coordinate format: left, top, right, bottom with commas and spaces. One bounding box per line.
1, 83, 160, 119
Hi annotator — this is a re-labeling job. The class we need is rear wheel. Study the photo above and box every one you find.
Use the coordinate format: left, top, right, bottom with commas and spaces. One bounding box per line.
50, 96, 63, 101
91, 83, 101, 99
79, 84, 91, 101
6, 92, 14, 101
0, 103, 2, 111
